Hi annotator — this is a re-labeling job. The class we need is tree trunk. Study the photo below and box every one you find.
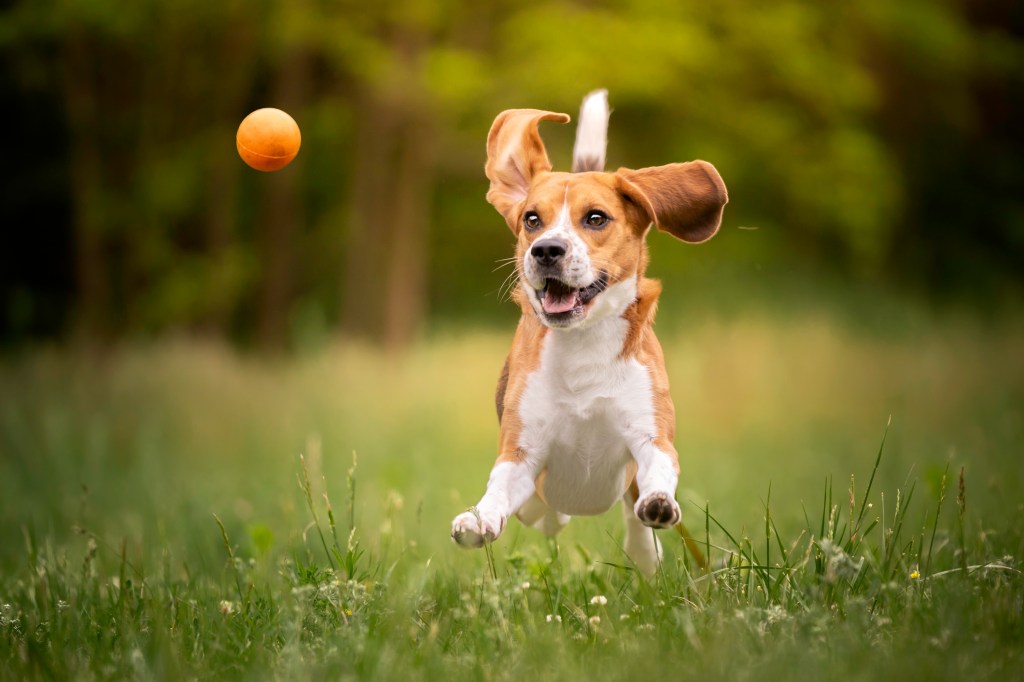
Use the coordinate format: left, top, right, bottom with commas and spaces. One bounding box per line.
203, 139, 240, 333
383, 108, 434, 351
340, 92, 399, 339
255, 49, 309, 351
341, 28, 435, 351
62, 35, 107, 343
202, 20, 256, 335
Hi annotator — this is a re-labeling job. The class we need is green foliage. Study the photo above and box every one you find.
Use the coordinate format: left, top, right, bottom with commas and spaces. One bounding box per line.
1, 0, 1021, 345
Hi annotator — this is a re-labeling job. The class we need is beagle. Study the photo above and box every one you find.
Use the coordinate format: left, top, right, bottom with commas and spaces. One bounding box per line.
451, 91, 727, 574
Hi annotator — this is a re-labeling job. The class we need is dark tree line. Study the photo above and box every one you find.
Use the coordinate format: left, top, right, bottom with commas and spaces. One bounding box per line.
1, 0, 1021, 350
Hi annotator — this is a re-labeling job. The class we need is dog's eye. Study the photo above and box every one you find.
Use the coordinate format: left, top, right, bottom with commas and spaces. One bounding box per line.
584, 211, 609, 228
523, 212, 542, 231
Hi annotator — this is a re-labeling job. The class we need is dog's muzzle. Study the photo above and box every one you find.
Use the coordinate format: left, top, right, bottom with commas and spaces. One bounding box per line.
525, 235, 607, 320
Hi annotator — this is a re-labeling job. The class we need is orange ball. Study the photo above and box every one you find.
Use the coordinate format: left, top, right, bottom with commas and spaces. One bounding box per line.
236, 108, 301, 172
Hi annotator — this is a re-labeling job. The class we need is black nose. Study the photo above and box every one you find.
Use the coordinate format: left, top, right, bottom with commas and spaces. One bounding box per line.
531, 238, 567, 267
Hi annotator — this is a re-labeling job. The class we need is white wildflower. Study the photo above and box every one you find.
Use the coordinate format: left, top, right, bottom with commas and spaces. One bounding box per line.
819, 539, 864, 584
130, 648, 146, 674
589, 595, 607, 606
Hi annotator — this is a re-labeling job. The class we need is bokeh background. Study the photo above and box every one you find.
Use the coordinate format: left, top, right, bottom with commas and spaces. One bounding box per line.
0, 0, 1022, 568
3, 0, 1022, 349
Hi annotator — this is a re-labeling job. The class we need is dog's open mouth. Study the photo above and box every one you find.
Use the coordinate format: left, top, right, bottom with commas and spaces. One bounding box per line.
537, 273, 608, 316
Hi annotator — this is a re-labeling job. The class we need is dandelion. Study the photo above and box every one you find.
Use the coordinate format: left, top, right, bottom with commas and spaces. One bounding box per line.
819, 538, 864, 584
130, 648, 145, 672
589, 595, 607, 606
910, 568, 921, 580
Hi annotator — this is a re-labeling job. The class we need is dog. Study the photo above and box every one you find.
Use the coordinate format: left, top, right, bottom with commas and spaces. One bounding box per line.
451, 91, 727, 574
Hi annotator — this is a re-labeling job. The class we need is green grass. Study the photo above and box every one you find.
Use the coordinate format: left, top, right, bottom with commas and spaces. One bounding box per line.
1, 311, 1022, 680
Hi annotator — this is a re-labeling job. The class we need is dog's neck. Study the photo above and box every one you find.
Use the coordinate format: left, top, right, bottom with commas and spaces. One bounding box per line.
518, 275, 662, 367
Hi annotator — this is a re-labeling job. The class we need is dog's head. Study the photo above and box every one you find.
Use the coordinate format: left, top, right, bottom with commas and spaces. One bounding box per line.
485, 109, 728, 330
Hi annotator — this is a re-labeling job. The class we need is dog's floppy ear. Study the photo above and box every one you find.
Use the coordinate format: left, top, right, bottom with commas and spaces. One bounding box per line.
485, 109, 570, 230
616, 161, 728, 243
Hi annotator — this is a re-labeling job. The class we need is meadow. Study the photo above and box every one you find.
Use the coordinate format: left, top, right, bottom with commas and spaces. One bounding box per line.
1, 298, 1022, 680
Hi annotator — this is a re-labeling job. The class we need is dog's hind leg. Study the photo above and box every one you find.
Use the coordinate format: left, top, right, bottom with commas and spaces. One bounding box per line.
516, 493, 570, 537
622, 489, 662, 576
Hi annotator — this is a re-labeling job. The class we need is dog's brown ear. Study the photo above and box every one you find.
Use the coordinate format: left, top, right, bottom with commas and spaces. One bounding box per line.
616, 161, 728, 243
485, 109, 570, 231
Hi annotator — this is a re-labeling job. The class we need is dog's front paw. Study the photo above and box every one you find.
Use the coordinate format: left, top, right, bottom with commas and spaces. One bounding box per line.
635, 492, 680, 529
451, 509, 506, 548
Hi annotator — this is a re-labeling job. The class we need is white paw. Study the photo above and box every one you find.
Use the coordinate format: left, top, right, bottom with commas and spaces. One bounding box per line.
634, 492, 680, 529
451, 509, 505, 548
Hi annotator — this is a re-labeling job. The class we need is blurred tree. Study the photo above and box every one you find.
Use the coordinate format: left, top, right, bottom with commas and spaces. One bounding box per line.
865, 0, 1024, 302
61, 29, 106, 340
338, 1, 450, 349
256, 47, 309, 350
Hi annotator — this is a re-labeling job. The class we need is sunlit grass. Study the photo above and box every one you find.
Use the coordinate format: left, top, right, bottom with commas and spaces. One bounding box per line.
0, 312, 1022, 679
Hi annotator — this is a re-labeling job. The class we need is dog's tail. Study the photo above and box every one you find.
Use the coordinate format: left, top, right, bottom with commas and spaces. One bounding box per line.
572, 89, 610, 173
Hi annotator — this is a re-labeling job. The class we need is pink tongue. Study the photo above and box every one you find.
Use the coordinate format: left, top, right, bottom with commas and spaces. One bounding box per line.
543, 288, 578, 314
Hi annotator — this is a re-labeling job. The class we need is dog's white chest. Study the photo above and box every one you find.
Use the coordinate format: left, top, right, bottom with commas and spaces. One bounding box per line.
516, 313, 656, 516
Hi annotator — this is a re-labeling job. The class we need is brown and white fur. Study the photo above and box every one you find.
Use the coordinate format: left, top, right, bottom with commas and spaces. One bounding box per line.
451, 91, 727, 575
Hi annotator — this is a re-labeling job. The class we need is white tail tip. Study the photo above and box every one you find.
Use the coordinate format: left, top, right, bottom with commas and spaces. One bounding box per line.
572, 89, 610, 173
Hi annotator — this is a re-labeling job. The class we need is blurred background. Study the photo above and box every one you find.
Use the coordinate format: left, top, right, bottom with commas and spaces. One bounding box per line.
0, 0, 1022, 568
2, 0, 1021, 350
